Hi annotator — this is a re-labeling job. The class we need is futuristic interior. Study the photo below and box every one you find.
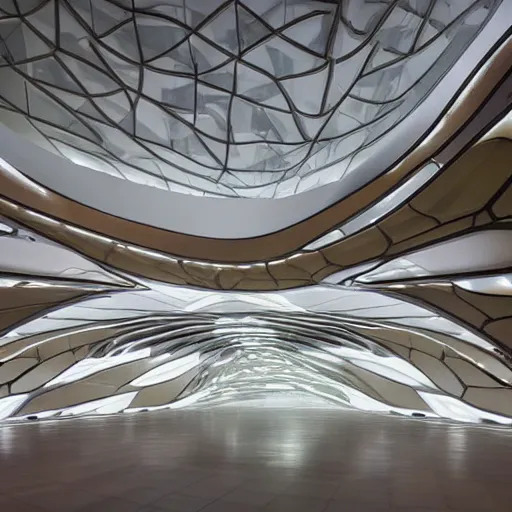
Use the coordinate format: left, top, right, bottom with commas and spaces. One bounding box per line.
2, 2, 512, 511
1, 0, 512, 427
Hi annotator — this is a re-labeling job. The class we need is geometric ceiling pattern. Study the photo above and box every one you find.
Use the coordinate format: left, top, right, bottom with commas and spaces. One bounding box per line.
0, 0, 501, 197
1, 1, 512, 425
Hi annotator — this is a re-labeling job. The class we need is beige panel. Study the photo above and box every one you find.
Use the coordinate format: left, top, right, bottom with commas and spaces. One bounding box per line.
182, 261, 221, 285
474, 211, 493, 226
484, 318, 512, 348
106, 245, 192, 285
0, 280, 107, 333
375, 339, 411, 360
464, 388, 512, 416
423, 332, 512, 384
410, 351, 464, 397
445, 357, 503, 388
322, 228, 389, 267
411, 140, 512, 222
395, 284, 489, 328
37, 336, 71, 361
276, 279, 314, 290
11, 352, 76, 393
311, 263, 342, 282
288, 251, 330, 276
0, 324, 121, 360
74, 346, 90, 361
0, 329, 72, 360
380, 206, 438, 243
0, 284, 90, 310
233, 278, 282, 291
387, 217, 473, 256
217, 269, 246, 289
83, 360, 157, 387
125, 369, 197, 407
16, 357, 182, 414
0, 358, 38, 385
0, 307, 55, 334
492, 181, 512, 218
349, 325, 412, 348
268, 261, 313, 281
455, 288, 512, 319
409, 332, 444, 359
349, 367, 431, 411
17, 382, 117, 415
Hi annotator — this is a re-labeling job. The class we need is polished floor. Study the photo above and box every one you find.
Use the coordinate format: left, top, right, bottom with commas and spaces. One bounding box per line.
0, 405, 511, 512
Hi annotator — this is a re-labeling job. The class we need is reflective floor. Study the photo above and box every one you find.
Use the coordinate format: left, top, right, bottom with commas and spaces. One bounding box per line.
0, 405, 511, 511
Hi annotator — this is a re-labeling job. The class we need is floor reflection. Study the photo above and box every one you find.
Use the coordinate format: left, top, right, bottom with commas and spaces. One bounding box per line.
0, 404, 511, 511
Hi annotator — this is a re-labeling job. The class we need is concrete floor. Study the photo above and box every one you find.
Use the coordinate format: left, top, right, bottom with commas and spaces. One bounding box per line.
0, 407, 511, 511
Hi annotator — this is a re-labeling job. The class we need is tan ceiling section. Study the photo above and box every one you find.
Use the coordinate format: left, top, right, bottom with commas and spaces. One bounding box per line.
455, 286, 512, 319
484, 318, 512, 349
123, 369, 198, 408
321, 228, 389, 267
492, 184, 512, 219
380, 205, 439, 243
0, 280, 103, 334
387, 217, 474, 256
410, 140, 512, 223
410, 350, 464, 397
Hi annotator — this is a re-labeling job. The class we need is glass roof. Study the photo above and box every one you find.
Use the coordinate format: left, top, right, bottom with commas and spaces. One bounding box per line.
0, 0, 501, 197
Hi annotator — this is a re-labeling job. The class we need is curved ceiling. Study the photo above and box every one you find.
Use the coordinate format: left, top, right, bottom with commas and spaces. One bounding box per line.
1, 105, 512, 423
0, 0, 511, 240
1, 0, 512, 426
0, 0, 502, 199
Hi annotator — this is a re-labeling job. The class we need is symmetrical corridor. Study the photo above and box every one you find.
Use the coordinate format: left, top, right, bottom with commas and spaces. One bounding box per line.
1, 1, 512, 511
